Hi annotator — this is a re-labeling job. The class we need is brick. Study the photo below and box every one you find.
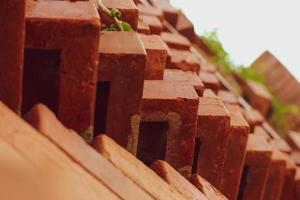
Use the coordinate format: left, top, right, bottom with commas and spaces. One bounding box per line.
269, 138, 292, 154
0, 102, 120, 200
150, 160, 208, 200
25, 0, 100, 136
140, 15, 163, 34
176, 12, 196, 42
194, 97, 231, 189
149, 0, 179, 26
201, 62, 217, 74
140, 34, 168, 80
140, 80, 199, 177
92, 134, 187, 200
263, 149, 286, 200
221, 111, 249, 200
137, 4, 163, 21
23, 104, 153, 200
286, 131, 300, 151
164, 69, 204, 96
199, 71, 221, 94
241, 80, 272, 116
294, 169, 300, 200
217, 90, 239, 105
190, 174, 228, 200
137, 17, 151, 34
238, 134, 272, 200
100, 0, 138, 30
167, 48, 201, 73
161, 32, 191, 50
279, 154, 297, 200
0, 0, 25, 113
242, 108, 264, 132
291, 151, 300, 166
253, 126, 272, 141
96, 31, 146, 154
203, 89, 217, 98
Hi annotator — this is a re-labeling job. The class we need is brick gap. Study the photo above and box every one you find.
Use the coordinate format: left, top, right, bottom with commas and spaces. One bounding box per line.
137, 121, 169, 166
22, 49, 61, 114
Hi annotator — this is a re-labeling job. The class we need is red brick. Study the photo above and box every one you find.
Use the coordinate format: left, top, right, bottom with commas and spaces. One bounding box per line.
96, 31, 146, 154
92, 134, 187, 200
217, 90, 239, 105
0, 102, 120, 200
286, 131, 300, 151
25, 0, 100, 137
238, 134, 272, 200
270, 138, 292, 155
150, 160, 208, 200
190, 174, 228, 200
195, 97, 231, 189
140, 15, 163, 34
23, 104, 153, 200
242, 108, 264, 132
149, 0, 179, 26
294, 169, 300, 200
137, 4, 163, 21
199, 71, 221, 94
140, 80, 199, 177
137, 17, 151, 34
101, 0, 138, 30
161, 32, 191, 50
203, 89, 217, 98
221, 111, 249, 200
0, 0, 25, 113
263, 149, 286, 200
164, 69, 204, 96
279, 154, 297, 200
176, 12, 196, 42
168, 48, 201, 73
253, 126, 272, 141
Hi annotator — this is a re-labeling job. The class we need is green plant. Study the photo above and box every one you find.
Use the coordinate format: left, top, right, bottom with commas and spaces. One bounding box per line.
96, 0, 132, 31
237, 66, 265, 84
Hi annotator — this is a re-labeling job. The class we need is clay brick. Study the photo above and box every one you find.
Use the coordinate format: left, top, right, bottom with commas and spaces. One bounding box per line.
279, 154, 297, 200
176, 12, 196, 42
0, 102, 120, 200
291, 151, 300, 166
194, 97, 231, 189
168, 48, 201, 73
96, 31, 146, 154
149, 0, 179, 26
150, 160, 208, 200
286, 131, 300, 151
92, 134, 187, 200
242, 80, 272, 116
23, 104, 154, 200
100, 0, 138, 30
164, 69, 204, 96
25, 0, 100, 136
253, 126, 272, 141
242, 108, 264, 132
199, 71, 221, 94
270, 138, 292, 154
201, 62, 217, 74
221, 111, 249, 200
263, 149, 286, 200
294, 169, 300, 200
217, 90, 239, 105
140, 34, 168, 79
137, 4, 163, 21
161, 32, 191, 50
137, 17, 151, 34
0, 0, 25, 113
190, 174, 228, 200
203, 89, 217, 98
238, 134, 272, 200
140, 15, 163, 34
140, 80, 199, 177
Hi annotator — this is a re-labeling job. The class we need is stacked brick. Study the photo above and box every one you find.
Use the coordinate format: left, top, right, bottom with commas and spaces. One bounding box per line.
1, 0, 300, 200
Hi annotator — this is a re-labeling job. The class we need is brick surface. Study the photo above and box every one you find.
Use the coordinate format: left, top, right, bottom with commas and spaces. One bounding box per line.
199, 71, 221, 94
253, 126, 272, 141
242, 108, 264, 132
149, 0, 179, 26
137, 4, 163, 20
140, 80, 199, 177
238, 134, 272, 200
0, 102, 120, 200
167, 48, 201, 73
25, 0, 100, 136
221, 111, 249, 200
96, 31, 146, 154
195, 96, 231, 189
92, 134, 187, 200
140, 34, 168, 79
161, 32, 191, 50
151, 160, 208, 200
286, 131, 300, 151
190, 174, 228, 200
137, 17, 151, 34
217, 90, 239, 105
23, 104, 153, 200
176, 12, 195, 42
0, 0, 25, 113
140, 15, 163, 34
164, 69, 204, 96
279, 154, 297, 200
294, 169, 300, 200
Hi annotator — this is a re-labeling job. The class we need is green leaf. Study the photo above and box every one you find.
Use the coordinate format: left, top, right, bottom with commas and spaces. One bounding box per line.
121, 22, 133, 32
111, 8, 121, 18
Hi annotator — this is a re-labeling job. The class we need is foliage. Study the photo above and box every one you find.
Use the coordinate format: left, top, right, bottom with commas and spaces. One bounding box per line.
237, 66, 265, 84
